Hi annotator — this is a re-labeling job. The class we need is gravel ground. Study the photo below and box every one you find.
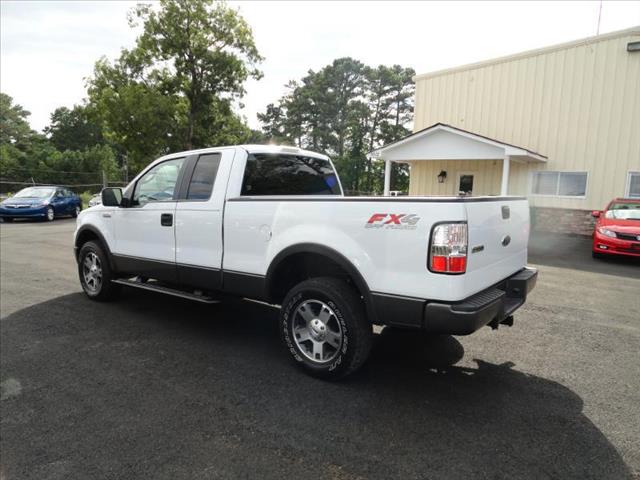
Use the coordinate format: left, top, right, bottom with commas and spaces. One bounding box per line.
1, 219, 639, 479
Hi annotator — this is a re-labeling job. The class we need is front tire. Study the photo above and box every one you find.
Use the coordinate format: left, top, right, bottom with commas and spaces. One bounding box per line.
78, 241, 120, 301
280, 277, 372, 380
45, 206, 55, 222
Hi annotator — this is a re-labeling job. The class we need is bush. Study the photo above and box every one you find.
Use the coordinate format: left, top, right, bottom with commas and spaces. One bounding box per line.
80, 191, 94, 208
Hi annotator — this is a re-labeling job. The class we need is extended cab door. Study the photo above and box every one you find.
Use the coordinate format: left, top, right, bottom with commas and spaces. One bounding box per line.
111, 157, 186, 281
174, 148, 236, 290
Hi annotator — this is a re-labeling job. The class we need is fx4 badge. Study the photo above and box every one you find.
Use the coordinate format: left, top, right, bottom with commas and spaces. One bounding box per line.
365, 213, 421, 230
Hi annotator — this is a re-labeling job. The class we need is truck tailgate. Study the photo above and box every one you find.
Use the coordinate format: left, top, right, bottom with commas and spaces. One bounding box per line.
463, 199, 530, 295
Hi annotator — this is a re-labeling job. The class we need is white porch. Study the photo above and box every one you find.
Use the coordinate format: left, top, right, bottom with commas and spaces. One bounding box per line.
369, 123, 546, 196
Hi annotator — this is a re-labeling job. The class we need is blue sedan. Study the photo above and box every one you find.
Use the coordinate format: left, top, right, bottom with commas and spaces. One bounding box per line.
0, 186, 82, 222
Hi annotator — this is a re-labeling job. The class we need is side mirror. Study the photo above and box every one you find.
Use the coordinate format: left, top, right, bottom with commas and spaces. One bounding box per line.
591, 210, 601, 218
101, 187, 123, 207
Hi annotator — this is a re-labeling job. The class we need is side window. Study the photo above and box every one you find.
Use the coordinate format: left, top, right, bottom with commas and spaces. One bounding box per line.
55, 189, 65, 198
241, 153, 341, 196
186, 153, 221, 200
64, 188, 74, 197
133, 157, 185, 206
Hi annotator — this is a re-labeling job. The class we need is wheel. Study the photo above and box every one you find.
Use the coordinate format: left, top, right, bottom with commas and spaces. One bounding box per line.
78, 241, 120, 301
72, 205, 81, 218
280, 277, 373, 380
45, 206, 55, 222
592, 251, 603, 259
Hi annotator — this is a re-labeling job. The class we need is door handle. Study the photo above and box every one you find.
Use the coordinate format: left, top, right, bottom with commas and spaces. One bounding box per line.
161, 213, 173, 227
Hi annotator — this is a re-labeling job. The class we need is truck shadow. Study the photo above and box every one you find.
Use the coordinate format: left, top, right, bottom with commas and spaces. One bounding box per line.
0, 291, 633, 479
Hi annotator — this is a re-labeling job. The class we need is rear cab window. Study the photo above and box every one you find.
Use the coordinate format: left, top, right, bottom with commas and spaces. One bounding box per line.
241, 153, 341, 196
186, 153, 221, 200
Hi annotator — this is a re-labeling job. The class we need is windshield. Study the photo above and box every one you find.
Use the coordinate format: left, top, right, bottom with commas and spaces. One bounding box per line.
605, 202, 640, 220
13, 187, 55, 199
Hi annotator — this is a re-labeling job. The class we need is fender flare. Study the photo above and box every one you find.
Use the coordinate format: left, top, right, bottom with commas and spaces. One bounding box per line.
75, 225, 116, 271
265, 243, 377, 323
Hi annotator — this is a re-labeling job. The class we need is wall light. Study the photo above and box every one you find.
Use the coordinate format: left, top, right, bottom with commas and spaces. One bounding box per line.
628, 41, 640, 52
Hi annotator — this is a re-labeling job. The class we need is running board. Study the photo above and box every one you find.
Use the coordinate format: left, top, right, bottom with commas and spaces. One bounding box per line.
112, 279, 220, 304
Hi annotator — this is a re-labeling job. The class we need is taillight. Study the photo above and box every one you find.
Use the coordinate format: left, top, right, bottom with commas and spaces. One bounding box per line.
429, 223, 468, 274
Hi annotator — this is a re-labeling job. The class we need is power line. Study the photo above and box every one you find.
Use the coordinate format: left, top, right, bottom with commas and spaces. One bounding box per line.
0, 181, 127, 187
0, 166, 111, 175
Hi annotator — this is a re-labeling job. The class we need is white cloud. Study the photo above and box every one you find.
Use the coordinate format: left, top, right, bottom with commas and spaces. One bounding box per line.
1, 0, 639, 133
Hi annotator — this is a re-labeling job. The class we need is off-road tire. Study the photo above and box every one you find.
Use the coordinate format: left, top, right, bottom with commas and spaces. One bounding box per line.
78, 241, 120, 301
280, 277, 373, 380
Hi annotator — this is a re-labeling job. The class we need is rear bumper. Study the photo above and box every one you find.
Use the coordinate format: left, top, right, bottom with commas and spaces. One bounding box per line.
371, 267, 538, 334
424, 268, 537, 335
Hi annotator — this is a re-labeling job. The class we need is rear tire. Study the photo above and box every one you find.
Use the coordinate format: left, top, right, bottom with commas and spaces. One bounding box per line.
72, 205, 81, 218
78, 241, 120, 301
280, 277, 372, 380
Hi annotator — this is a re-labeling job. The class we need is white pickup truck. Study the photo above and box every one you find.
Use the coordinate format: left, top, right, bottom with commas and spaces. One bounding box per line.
74, 145, 537, 379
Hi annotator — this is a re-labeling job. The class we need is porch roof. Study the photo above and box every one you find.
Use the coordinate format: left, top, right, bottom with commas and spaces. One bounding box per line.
369, 123, 547, 163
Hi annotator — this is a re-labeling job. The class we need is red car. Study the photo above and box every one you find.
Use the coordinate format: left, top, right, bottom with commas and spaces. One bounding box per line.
592, 198, 640, 258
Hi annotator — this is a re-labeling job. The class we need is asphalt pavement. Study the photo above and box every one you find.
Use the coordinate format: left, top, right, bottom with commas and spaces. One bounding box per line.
1, 219, 639, 479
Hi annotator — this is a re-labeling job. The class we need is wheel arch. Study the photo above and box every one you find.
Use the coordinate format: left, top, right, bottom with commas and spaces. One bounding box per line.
75, 225, 116, 270
265, 243, 378, 324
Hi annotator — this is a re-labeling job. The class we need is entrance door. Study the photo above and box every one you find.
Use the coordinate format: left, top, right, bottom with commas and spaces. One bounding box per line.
458, 173, 474, 196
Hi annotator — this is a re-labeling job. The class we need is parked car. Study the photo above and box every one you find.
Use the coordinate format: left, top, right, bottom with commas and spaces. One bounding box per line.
88, 194, 102, 207
0, 186, 82, 222
592, 198, 640, 258
74, 145, 537, 379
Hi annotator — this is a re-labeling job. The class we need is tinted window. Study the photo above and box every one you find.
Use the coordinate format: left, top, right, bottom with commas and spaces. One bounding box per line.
241, 154, 341, 196
133, 157, 185, 206
186, 153, 221, 200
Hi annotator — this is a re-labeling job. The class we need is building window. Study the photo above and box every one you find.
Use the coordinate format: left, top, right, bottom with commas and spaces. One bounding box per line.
626, 172, 640, 198
530, 171, 587, 197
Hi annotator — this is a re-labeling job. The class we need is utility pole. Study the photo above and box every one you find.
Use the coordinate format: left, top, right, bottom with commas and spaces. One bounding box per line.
102, 170, 107, 189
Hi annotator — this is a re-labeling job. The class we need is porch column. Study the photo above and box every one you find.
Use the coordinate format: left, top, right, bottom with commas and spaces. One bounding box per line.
500, 155, 510, 196
384, 159, 391, 196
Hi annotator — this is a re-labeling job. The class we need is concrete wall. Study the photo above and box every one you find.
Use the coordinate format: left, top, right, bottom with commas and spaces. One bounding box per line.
413, 27, 640, 211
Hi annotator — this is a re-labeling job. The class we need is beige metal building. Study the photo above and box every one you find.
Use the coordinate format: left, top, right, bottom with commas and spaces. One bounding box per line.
374, 26, 640, 234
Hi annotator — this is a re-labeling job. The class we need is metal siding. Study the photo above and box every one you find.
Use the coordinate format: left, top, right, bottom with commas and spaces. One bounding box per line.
413, 31, 640, 209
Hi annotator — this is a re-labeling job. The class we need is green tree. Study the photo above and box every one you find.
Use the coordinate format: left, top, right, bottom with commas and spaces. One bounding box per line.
0, 93, 46, 184
87, 0, 263, 172
44, 105, 103, 152
258, 59, 415, 194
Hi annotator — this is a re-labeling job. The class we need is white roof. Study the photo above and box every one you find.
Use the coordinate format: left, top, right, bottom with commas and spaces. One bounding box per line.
159, 144, 329, 162
370, 123, 546, 163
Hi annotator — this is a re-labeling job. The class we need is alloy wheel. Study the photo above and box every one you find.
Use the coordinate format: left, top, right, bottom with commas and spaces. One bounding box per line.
292, 299, 343, 363
82, 252, 102, 294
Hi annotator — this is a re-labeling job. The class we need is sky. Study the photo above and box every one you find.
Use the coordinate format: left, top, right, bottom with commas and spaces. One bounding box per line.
1, 1, 639, 133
